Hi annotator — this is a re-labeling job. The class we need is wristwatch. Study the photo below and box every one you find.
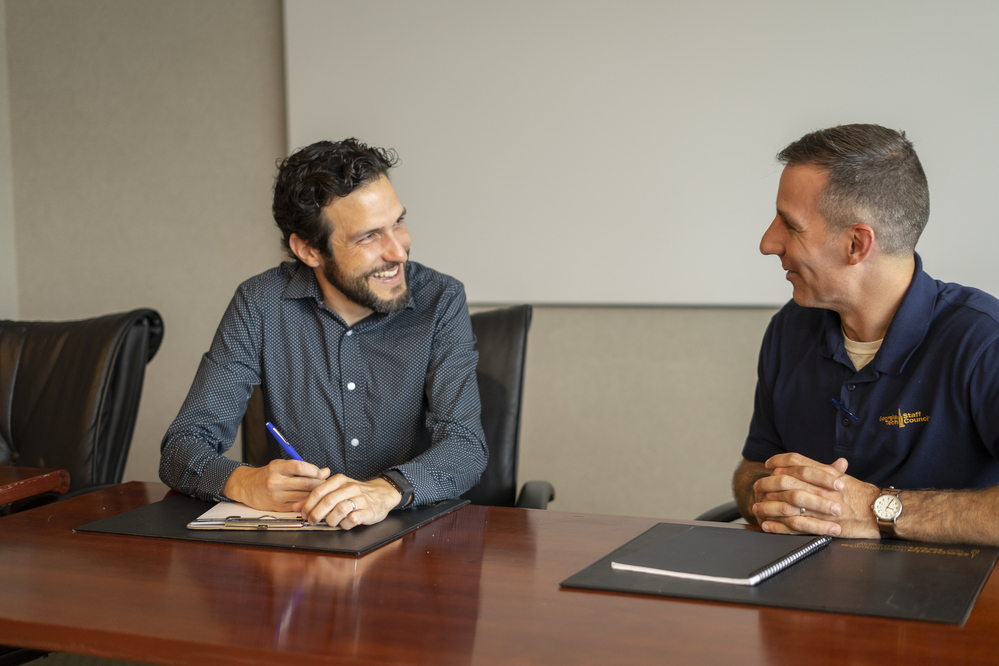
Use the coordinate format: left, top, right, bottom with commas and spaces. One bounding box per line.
379, 470, 415, 509
872, 487, 903, 539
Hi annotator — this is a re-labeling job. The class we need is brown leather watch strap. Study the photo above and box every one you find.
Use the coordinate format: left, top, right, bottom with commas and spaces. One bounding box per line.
876, 487, 902, 539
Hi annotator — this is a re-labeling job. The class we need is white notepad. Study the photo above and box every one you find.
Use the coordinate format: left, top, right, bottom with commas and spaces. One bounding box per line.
186, 501, 341, 531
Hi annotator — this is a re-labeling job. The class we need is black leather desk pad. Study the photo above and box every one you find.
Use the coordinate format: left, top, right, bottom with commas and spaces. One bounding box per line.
75, 494, 469, 557
561, 522, 999, 625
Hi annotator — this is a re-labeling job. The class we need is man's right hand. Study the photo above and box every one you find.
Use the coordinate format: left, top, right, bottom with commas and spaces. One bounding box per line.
222, 460, 331, 512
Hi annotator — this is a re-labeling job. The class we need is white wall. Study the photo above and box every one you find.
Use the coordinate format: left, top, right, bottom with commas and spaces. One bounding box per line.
285, 0, 999, 306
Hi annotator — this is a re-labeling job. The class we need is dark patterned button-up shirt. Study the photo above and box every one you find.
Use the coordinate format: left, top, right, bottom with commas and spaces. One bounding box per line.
160, 260, 487, 505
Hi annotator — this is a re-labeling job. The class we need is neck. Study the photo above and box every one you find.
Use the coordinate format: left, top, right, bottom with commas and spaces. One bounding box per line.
838, 254, 915, 342
312, 267, 373, 328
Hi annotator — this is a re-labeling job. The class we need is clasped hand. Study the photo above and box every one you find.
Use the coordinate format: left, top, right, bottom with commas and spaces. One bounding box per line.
223, 460, 402, 530
751, 453, 880, 538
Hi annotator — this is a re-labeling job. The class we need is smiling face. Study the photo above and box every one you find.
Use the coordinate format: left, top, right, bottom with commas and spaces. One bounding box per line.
760, 164, 849, 309
316, 175, 411, 320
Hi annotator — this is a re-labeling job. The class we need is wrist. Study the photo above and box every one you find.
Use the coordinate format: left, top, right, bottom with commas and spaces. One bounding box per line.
222, 465, 251, 503
379, 470, 414, 509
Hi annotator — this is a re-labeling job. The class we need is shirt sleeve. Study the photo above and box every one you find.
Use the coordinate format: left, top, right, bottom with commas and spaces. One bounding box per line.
969, 334, 999, 461
391, 285, 488, 505
158, 285, 261, 502
741, 316, 788, 463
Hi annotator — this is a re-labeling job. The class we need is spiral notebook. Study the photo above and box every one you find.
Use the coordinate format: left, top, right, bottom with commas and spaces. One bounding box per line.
611, 525, 831, 586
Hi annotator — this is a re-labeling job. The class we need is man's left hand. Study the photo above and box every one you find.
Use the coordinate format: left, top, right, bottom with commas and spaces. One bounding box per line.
301, 474, 402, 530
751, 453, 880, 538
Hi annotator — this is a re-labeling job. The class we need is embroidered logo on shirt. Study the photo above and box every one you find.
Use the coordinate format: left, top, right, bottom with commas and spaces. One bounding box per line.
879, 408, 930, 428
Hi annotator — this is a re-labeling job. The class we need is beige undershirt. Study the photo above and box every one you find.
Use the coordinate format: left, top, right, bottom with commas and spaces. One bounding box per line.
842, 325, 883, 371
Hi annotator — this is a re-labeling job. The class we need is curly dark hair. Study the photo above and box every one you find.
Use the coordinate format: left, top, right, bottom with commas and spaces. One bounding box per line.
777, 124, 929, 256
272, 138, 399, 261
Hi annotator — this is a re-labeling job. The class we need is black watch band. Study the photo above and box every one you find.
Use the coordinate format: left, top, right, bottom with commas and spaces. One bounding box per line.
379, 470, 414, 509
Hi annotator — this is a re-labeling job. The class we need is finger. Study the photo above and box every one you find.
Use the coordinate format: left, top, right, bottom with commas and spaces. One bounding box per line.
337, 500, 366, 530
765, 452, 822, 470
765, 515, 842, 537
754, 472, 826, 496
831, 457, 849, 473
304, 482, 361, 525
769, 464, 845, 492
759, 490, 842, 516
760, 520, 803, 535
270, 459, 327, 479
300, 475, 353, 517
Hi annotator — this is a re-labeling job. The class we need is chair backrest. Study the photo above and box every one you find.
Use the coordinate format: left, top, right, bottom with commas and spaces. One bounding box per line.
461, 305, 532, 507
0, 309, 163, 492
240, 305, 533, 507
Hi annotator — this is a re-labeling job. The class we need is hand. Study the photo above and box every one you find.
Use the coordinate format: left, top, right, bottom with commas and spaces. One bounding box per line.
301, 475, 402, 530
751, 453, 880, 538
223, 460, 332, 511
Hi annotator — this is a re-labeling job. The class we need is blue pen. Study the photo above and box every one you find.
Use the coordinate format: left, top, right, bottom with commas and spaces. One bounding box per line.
831, 398, 859, 422
265, 422, 305, 461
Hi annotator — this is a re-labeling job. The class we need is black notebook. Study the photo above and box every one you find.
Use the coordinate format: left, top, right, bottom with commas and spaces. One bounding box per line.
611, 525, 830, 586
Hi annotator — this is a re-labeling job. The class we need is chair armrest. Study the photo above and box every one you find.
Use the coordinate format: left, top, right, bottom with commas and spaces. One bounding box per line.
0, 467, 70, 505
694, 500, 741, 522
516, 480, 555, 509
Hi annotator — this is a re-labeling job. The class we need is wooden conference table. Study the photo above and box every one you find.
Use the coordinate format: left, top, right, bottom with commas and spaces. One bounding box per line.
1, 482, 997, 666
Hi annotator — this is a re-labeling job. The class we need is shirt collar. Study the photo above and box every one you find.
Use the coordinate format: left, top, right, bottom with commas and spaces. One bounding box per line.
280, 260, 418, 324
281, 261, 324, 303
820, 253, 934, 376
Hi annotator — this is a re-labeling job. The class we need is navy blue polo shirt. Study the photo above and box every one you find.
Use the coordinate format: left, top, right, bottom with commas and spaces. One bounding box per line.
743, 254, 999, 490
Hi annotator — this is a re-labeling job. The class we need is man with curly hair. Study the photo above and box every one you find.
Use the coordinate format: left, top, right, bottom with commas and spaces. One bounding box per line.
161, 139, 487, 529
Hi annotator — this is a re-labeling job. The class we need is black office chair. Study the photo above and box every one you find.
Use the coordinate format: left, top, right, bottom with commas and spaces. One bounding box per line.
0, 308, 162, 666
462, 305, 553, 509
241, 305, 554, 509
695, 500, 741, 522
0, 309, 164, 503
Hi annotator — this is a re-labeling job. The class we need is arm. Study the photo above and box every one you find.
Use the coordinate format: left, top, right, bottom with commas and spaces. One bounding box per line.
159, 282, 329, 505
393, 285, 488, 504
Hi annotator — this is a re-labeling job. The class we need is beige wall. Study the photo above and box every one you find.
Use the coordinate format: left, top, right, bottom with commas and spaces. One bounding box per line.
4, 0, 778, 521
6, 0, 287, 480
0, 0, 17, 319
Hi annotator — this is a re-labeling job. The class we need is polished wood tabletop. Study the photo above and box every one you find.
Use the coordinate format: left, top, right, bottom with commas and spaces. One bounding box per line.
1, 482, 998, 665
0, 465, 69, 505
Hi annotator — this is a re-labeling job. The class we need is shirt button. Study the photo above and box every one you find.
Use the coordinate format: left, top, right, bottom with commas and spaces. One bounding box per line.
346, 330, 353, 336
350, 438, 359, 447
842, 418, 851, 427
847, 384, 856, 391
347, 382, 356, 391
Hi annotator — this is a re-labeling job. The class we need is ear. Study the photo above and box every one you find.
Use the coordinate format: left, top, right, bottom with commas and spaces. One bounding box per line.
288, 233, 323, 268
845, 224, 876, 265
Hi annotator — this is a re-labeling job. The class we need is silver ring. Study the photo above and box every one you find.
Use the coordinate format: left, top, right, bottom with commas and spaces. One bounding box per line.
799, 506, 806, 515
347, 499, 357, 512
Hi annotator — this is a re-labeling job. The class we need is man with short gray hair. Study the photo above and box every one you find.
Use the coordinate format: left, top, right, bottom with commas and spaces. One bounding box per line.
734, 124, 999, 546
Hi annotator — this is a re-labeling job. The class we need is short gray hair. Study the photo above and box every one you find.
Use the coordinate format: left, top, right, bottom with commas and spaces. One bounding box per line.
777, 124, 929, 256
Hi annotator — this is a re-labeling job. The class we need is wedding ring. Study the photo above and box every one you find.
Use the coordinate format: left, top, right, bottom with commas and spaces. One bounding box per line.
799, 506, 806, 515
348, 499, 357, 512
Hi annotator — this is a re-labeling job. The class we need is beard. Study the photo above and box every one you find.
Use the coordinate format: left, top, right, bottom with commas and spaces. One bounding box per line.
320, 253, 411, 315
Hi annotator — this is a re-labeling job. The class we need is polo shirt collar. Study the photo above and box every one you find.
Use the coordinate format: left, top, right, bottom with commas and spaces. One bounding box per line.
821, 253, 935, 376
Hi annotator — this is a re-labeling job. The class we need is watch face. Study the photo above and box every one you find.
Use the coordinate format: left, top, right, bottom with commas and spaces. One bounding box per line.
874, 494, 902, 520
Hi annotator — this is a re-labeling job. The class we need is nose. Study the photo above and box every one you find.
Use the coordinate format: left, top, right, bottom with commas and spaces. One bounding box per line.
383, 227, 410, 263
760, 216, 783, 257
